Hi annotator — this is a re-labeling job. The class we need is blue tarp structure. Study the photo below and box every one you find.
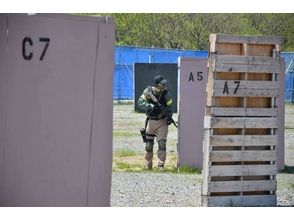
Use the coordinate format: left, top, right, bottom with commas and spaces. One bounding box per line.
114, 46, 207, 100
114, 45, 294, 102
283, 52, 294, 103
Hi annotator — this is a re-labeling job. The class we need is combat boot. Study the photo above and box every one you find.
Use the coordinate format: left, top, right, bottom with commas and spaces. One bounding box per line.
144, 163, 153, 170
157, 164, 165, 171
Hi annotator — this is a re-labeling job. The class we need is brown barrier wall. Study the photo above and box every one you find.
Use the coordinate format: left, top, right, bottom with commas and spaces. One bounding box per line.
178, 58, 207, 168
0, 14, 114, 206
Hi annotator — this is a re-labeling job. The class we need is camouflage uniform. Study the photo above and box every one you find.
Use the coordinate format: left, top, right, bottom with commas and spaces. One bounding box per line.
137, 76, 173, 169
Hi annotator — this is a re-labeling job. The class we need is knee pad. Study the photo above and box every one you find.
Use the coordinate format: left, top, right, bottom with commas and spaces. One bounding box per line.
145, 140, 154, 152
158, 139, 166, 151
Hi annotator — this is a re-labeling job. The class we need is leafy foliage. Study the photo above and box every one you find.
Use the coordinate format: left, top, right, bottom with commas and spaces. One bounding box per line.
90, 13, 294, 51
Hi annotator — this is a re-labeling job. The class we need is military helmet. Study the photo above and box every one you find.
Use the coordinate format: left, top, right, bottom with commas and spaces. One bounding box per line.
153, 75, 165, 86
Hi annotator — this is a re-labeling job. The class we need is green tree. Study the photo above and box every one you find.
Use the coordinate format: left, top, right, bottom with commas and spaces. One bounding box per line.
106, 13, 294, 51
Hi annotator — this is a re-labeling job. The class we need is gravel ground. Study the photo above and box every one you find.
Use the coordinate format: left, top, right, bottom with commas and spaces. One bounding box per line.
111, 172, 202, 207
111, 103, 294, 207
111, 172, 294, 207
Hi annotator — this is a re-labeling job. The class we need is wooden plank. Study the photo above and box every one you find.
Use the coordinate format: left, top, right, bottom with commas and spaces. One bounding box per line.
209, 164, 277, 176
209, 34, 218, 53
210, 34, 283, 45
214, 80, 279, 90
213, 88, 279, 97
209, 150, 276, 162
210, 107, 278, 117
212, 55, 282, 73
202, 194, 276, 207
210, 135, 278, 146
204, 117, 278, 129
213, 80, 279, 97
212, 55, 281, 65
206, 60, 215, 106
213, 63, 281, 73
243, 43, 249, 56
208, 180, 276, 193
202, 131, 211, 196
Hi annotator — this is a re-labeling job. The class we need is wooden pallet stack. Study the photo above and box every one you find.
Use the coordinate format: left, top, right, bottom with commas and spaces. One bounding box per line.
201, 34, 284, 206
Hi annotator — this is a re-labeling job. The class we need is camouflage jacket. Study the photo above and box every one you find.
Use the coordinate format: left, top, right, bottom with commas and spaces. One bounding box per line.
137, 86, 173, 119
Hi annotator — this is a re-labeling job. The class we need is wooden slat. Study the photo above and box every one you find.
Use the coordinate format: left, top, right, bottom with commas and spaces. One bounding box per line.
213, 80, 279, 97
204, 117, 278, 129
214, 80, 279, 90
201, 130, 210, 195
210, 34, 283, 45
202, 194, 276, 207
208, 180, 276, 193
210, 150, 276, 162
213, 88, 279, 97
209, 164, 277, 176
210, 107, 278, 117
214, 63, 281, 73
212, 55, 282, 73
210, 135, 278, 146
202, 130, 211, 196
212, 55, 281, 65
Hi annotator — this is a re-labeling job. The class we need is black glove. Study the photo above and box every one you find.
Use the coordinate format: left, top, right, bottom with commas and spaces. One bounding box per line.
166, 117, 172, 125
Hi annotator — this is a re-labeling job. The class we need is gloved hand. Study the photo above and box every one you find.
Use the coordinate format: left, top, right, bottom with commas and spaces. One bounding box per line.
166, 117, 172, 125
146, 103, 155, 111
153, 104, 161, 111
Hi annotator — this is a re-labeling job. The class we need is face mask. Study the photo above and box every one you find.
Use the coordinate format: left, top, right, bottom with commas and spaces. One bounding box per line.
155, 84, 166, 92
153, 86, 161, 93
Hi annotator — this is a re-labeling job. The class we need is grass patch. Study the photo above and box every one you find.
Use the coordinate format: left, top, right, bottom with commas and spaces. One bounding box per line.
113, 130, 138, 138
114, 149, 136, 157
113, 161, 144, 172
112, 152, 203, 174
113, 153, 144, 172
115, 161, 131, 169
178, 165, 202, 174
113, 152, 180, 173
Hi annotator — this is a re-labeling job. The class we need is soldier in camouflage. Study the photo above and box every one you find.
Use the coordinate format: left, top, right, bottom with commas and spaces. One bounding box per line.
137, 75, 174, 170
